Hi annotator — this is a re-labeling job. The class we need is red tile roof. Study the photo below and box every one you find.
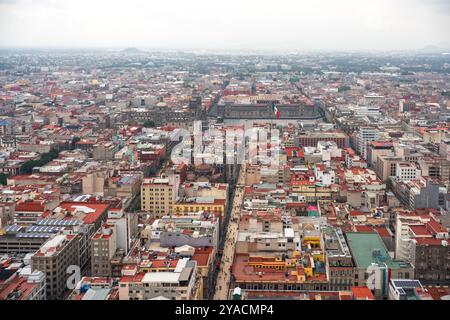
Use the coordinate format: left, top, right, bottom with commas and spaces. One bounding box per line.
15, 200, 46, 212
409, 225, 432, 237
349, 211, 366, 217
354, 225, 374, 233
351, 286, 375, 300
0, 276, 38, 300
58, 201, 109, 224
426, 219, 447, 234
373, 226, 391, 238
425, 286, 450, 300
192, 252, 210, 267
119, 273, 145, 283
414, 238, 445, 246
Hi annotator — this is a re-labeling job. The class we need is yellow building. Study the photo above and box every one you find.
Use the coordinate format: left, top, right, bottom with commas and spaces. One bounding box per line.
291, 182, 333, 202
173, 198, 225, 215
141, 178, 175, 218
420, 128, 446, 144
247, 256, 285, 270
303, 235, 321, 248
138, 260, 177, 273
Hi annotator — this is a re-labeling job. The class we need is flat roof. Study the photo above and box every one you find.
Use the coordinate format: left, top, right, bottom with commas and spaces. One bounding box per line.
81, 288, 110, 301
345, 232, 411, 270
41, 234, 66, 251
142, 272, 180, 284
143, 178, 170, 186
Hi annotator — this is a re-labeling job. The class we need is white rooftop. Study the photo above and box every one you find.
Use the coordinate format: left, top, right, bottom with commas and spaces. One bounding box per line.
40, 234, 66, 254
284, 228, 295, 238
142, 272, 180, 284
174, 258, 189, 273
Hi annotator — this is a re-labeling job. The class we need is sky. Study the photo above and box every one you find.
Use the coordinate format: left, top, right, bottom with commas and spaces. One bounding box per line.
0, 0, 449, 51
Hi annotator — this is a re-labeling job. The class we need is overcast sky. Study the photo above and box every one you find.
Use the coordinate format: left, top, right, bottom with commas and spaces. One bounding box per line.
0, 0, 449, 51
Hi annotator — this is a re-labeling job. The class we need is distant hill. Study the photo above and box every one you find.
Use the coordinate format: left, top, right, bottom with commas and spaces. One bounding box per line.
417, 45, 442, 54
121, 47, 141, 53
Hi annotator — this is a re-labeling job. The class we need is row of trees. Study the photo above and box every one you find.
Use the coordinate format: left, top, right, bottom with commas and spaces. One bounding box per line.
20, 149, 60, 174
338, 85, 351, 93
143, 155, 169, 177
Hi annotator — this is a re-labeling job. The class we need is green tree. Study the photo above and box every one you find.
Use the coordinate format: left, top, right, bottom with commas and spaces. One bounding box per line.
385, 178, 394, 191
71, 136, 81, 149
159, 155, 169, 167
338, 85, 351, 93
0, 173, 8, 185
145, 166, 158, 177
20, 149, 60, 174
143, 120, 156, 128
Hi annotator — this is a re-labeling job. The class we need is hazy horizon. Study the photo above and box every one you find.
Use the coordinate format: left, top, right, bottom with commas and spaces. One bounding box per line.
0, 0, 449, 51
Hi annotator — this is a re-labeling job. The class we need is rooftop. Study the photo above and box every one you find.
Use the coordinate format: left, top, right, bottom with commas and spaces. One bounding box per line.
346, 232, 412, 270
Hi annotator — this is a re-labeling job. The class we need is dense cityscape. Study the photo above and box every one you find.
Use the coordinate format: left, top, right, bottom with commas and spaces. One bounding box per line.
0, 48, 448, 303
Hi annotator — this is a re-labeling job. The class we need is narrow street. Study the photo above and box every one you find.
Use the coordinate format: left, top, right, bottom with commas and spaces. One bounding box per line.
213, 163, 246, 300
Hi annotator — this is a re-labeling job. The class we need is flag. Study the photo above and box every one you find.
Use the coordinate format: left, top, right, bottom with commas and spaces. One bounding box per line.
271, 102, 280, 119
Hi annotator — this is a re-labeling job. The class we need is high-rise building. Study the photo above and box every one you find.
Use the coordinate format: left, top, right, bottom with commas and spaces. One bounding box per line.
141, 178, 176, 218
118, 258, 199, 300
91, 224, 117, 277
354, 127, 380, 160
31, 234, 79, 300
367, 141, 394, 169
395, 212, 450, 285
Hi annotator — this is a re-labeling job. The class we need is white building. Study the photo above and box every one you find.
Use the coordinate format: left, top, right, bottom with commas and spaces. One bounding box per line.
395, 162, 421, 182
355, 127, 380, 160
314, 166, 336, 187
118, 258, 198, 300
353, 105, 382, 118
388, 279, 429, 300
317, 141, 342, 162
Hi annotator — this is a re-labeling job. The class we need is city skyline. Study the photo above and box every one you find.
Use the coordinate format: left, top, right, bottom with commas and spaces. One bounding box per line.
0, 0, 449, 51
0, 0, 449, 308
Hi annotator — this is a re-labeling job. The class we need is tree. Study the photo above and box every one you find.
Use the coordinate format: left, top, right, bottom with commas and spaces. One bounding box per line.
20, 161, 36, 175
71, 136, 81, 149
129, 194, 141, 212
338, 85, 351, 93
385, 177, 394, 192
0, 173, 8, 185
20, 149, 60, 174
143, 120, 156, 128
159, 155, 169, 167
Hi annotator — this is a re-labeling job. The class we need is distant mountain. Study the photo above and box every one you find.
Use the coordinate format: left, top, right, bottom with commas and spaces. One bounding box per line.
121, 47, 141, 53
417, 45, 442, 53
